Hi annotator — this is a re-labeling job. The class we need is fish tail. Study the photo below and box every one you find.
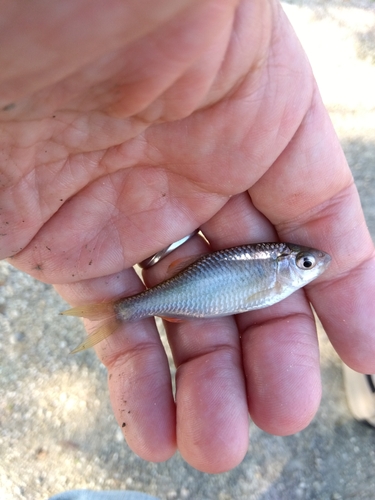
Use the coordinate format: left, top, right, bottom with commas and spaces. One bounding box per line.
70, 317, 120, 354
60, 300, 125, 354
60, 302, 116, 321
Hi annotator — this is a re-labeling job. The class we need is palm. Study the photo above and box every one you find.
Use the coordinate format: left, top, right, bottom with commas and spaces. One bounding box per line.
1, 0, 374, 473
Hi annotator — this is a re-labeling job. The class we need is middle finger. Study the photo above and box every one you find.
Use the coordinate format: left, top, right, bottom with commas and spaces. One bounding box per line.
143, 232, 249, 474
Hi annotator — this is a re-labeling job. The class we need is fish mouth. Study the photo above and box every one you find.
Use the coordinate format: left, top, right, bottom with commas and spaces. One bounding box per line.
317, 250, 332, 270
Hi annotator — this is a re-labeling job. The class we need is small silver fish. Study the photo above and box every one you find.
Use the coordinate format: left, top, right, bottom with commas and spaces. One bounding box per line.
62, 242, 331, 353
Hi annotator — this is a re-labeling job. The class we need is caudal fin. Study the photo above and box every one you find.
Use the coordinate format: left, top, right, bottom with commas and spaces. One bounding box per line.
60, 301, 120, 354
60, 302, 115, 321
70, 318, 120, 354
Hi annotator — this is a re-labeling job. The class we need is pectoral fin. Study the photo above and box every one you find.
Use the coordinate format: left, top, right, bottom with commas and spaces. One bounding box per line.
245, 285, 281, 309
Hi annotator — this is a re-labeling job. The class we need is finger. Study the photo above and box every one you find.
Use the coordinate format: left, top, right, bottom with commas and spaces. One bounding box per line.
201, 193, 322, 435
55, 267, 176, 462
249, 87, 375, 373
143, 233, 249, 473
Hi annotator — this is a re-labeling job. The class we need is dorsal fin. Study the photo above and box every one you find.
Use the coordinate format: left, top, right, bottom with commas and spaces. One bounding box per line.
166, 254, 204, 278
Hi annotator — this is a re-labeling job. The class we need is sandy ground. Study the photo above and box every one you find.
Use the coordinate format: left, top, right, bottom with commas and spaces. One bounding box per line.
1, 1, 375, 499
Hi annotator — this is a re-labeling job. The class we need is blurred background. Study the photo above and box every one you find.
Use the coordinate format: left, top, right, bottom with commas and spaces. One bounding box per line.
1, 1, 374, 499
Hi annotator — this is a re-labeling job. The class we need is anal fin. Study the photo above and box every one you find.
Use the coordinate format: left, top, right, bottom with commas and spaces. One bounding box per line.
159, 316, 185, 323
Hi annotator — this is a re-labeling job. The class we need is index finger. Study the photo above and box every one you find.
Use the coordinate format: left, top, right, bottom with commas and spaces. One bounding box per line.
250, 85, 375, 373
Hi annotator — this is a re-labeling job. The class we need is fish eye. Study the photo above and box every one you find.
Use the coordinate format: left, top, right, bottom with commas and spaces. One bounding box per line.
296, 252, 316, 270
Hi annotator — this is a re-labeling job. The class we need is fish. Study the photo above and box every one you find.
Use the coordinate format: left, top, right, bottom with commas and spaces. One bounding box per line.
61, 242, 331, 353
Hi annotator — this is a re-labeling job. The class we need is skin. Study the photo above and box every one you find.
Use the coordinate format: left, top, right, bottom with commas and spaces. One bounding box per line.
1, 0, 374, 473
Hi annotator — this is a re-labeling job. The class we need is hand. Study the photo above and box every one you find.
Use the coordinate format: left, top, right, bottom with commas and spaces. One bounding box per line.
1, 0, 374, 473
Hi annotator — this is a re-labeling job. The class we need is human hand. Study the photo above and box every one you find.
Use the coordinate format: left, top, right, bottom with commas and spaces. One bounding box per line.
1, 0, 374, 473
